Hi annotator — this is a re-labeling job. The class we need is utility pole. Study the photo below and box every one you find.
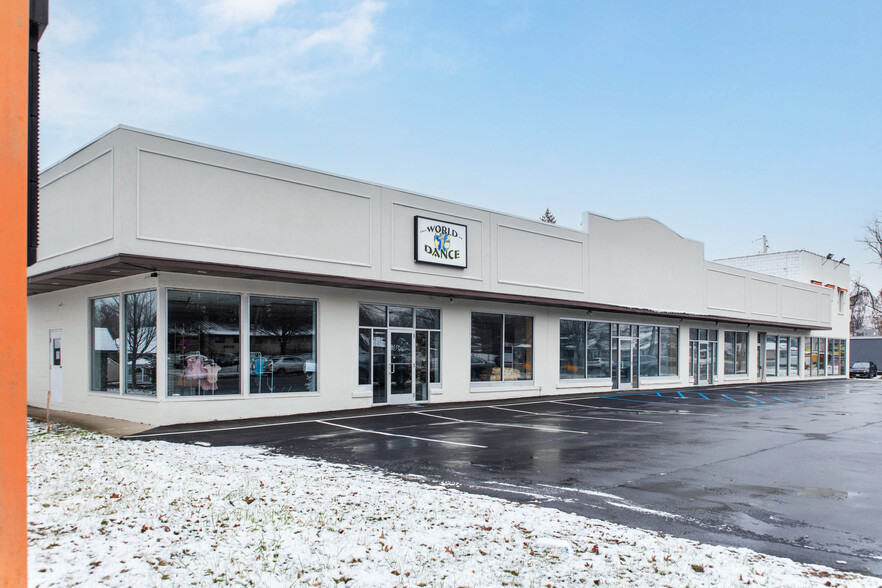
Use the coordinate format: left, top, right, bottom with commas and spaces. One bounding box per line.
755, 234, 769, 254
1, 1, 47, 585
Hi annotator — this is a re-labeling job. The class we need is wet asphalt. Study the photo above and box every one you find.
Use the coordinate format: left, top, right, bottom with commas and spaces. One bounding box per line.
131, 379, 882, 576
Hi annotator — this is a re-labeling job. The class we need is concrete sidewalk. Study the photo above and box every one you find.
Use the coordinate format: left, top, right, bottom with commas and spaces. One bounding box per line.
27, 405, 151, 438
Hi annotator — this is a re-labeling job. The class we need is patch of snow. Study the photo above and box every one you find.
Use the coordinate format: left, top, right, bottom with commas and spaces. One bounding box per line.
27, 420, 880, 587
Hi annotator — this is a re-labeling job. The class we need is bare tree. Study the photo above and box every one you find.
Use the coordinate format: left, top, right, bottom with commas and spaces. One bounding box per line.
850, 277, 881, 335
539, 208, 556, 224
863, 214, 882, 263
125, 291, 157, 392
856, 214, 882, 334
253, 303, 313, 355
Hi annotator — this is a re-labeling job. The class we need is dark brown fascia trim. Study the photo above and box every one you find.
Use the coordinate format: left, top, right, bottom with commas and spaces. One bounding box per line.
28, 253, 832, 332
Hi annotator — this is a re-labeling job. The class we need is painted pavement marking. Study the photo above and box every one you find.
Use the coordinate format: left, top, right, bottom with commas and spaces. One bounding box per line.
314, 420, 487, 448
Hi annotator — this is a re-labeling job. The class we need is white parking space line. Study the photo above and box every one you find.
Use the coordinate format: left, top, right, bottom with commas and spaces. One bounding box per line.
129, 390, 718, 440
413, 412, 465, 423
548, 400, 676, 414
415, 411, 590, 435
314, 420, 487, 449
489, 405, 661, 424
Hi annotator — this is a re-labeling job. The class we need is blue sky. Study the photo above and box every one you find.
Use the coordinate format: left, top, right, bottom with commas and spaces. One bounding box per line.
39, 0, 882, 290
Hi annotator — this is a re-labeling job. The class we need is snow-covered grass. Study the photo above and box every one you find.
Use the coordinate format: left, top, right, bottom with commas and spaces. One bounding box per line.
27, 420, 879, 587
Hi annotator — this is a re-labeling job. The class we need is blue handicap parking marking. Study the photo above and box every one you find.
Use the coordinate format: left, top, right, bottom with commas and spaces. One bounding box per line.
599, 386, 835, 410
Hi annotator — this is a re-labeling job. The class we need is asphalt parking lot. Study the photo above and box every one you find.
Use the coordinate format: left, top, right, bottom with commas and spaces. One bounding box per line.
131, 379, 882, 576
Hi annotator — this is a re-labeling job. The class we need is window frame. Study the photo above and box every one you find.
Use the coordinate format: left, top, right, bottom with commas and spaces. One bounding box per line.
89, 294, 122, 394
471, 311, 534, 385
89, 288, 161, 398
248, 294, 319, 395
166, 287, 245, 398
723, 331, 748, 376
357, 302, 443, 395
122, 289, 159, 397
560, 319, 678, 383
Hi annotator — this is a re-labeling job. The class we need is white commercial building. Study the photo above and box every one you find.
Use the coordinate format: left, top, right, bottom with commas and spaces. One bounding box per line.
27, 127, 850, 426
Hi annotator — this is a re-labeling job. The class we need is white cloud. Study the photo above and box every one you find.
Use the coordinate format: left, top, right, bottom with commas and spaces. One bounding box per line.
39, 0, 386, 141
201, 0, 299, 27
300, 0, 385, 60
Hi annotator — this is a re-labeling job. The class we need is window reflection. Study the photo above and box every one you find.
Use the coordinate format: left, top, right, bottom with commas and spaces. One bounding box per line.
250, 296, 316, 393
505, 315, 533, 380
471, 313, 502, 381
91, 296, 120, 393
588, 322, 612, 378
639, 326, 659, 377
124, 291, 156, 396
724, 331, 748, 375
167, 290, 241, 396
560, 319, 587, 379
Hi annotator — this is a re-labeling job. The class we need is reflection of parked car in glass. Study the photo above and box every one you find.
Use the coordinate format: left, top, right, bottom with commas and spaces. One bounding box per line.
273, 354, 312, 374
850, 361, 878, 378
471, 356, 495, 380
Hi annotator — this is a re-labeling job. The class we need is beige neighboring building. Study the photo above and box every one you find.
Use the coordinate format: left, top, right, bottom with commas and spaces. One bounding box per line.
27, 126, 849, 426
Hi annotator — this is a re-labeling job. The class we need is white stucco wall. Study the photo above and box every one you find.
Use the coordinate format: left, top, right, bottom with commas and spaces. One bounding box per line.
32, 127, 835, 332
28, 271, 831, 427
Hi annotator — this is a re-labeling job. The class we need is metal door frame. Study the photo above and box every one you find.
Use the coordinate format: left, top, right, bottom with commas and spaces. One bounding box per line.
617, 336, 637, 391
386, 329, 414, 404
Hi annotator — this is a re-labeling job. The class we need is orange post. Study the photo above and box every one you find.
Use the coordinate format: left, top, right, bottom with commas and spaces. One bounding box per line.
0, 0, 30, 586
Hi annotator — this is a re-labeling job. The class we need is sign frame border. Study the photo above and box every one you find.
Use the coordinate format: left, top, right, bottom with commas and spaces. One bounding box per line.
413, 215, 468, 269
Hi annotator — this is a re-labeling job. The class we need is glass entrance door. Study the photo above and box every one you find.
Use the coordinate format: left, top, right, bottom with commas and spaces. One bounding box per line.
618, 337, 636, 390
697, 342, 709, 385
388, 330, 414, 404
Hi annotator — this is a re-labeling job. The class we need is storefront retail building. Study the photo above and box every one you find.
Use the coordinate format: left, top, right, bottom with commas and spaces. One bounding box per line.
27, 127, 850, 426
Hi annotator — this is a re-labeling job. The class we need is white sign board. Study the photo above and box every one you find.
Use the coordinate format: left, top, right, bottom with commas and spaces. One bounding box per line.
414, 216, 467, 268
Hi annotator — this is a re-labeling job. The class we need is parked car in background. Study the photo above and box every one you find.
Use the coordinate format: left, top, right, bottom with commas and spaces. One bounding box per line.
273, 354, 312, 374
849, 361, 878, 378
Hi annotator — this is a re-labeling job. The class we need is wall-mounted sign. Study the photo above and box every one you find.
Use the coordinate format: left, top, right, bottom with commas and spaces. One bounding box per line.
414, 216, 467, 268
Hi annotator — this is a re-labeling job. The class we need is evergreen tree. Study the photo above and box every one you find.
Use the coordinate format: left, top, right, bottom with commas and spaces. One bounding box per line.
539, 208, 556, 224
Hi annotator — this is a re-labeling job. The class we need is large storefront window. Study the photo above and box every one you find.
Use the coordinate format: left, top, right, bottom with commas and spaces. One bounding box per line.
250, 296, 316, 393
358, 304, 440, 403
763, 334, 800, 377
724, 331, 748, 375
124, 291, 157, 396
91, 296, 120, 393
804, 337, 846, 377
765, 334, 777, 377
638, 326, 659, 377
588, 322, 612, 378
637, 325, 678, 378
789, 337, 800, 375
659, 327, 678, 376
560, 320, 674, 382
472, 312, 532, 382
778, 336, 788, 375
560, 319, 587, 379
167, 290, 241, 396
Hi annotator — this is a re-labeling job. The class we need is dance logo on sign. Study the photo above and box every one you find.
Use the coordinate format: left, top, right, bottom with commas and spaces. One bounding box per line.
414, 216, 467, 268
